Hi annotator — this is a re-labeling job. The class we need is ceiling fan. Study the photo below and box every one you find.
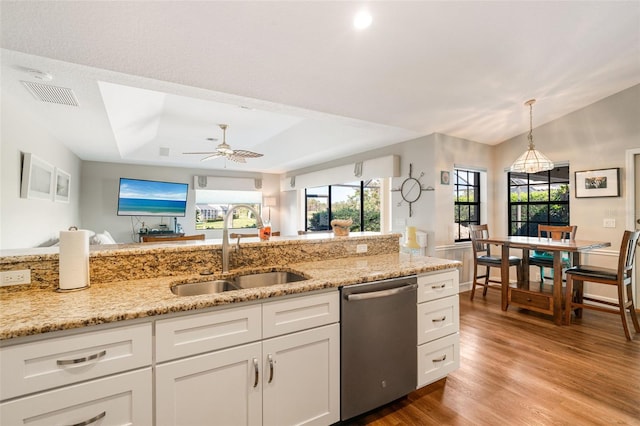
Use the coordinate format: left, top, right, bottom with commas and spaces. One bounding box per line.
183, 124, 264, 163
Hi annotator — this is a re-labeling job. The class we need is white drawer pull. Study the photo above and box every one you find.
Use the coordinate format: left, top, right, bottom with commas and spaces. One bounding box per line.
67, 411, 106, 426
431, 283, 446, 289
432, 316, 447, 323
57, 350, 106, 366
432, 354, 447, 362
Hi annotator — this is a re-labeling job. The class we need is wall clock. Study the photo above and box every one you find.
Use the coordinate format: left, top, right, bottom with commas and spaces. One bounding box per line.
392, 163, 434, 217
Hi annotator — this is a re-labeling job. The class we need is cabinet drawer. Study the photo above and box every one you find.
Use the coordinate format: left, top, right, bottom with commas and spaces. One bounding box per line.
418, 294, 459, 345
509, 288, 553, 313
156, 305, 261, 362
0, 368, 152, 425
263, 292, 339, 339
417, 333, 460, 388
0, 323, 152, 401
418, 270, 459, 303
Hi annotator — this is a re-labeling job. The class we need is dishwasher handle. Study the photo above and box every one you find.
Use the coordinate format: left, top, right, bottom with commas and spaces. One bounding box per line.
345, 283, 417, 301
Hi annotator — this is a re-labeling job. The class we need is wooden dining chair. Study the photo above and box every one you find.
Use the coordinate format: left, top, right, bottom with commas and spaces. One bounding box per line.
564, 230, 640, 340
529, 225, 577, 289
141, 234, 205, 242
469, 224, 523, 301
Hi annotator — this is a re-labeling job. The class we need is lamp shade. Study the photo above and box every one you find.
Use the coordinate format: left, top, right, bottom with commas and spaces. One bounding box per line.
509, 147, 554, 173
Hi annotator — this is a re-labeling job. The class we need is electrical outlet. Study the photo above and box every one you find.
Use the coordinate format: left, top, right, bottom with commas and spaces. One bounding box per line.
356, 244, 368, 253
603, 218, 616, 228
0, 269, 31, 286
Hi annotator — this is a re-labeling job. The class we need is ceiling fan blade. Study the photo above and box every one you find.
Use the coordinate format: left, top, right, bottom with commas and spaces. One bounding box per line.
200, 153, 224, 162
227, 154, 247, 163
231, 150, 264, 158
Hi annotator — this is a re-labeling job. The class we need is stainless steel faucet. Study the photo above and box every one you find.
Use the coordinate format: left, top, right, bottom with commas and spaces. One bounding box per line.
222, 204, 264, 273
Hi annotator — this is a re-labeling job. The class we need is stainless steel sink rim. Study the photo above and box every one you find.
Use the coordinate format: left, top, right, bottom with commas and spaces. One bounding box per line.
171, 271, 308, 296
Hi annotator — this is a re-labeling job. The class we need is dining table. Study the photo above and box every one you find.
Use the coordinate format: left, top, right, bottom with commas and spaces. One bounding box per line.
478, 235, 611, 325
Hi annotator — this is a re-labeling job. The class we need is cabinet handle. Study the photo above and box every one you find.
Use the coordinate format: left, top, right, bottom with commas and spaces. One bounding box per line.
66, 411, 106, 426
432, 354, 447, 362
57, 350, 106, 366
267, 354, 274, 383
252, 358, 259, 388
431, 283, 446, 289
432, 316, 447, 322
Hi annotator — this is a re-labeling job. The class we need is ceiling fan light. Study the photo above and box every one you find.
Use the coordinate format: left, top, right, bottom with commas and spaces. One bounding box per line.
216, 143, 234, 155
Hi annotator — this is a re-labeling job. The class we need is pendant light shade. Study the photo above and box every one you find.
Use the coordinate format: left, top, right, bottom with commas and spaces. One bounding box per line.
510, 99, 554, 174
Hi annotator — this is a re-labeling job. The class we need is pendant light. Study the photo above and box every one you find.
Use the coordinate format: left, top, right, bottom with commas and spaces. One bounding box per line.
510, 99, 554, 174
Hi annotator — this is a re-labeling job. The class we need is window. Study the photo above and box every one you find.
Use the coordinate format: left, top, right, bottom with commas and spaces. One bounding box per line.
304, 180, 381, 232
195, 190, 262, 230
508, 166, 570, 236
454, 169, 481, 242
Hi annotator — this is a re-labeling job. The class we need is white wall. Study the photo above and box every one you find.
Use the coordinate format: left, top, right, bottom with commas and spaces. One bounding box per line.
80, 161, 281, 244
1, 92, 82, 249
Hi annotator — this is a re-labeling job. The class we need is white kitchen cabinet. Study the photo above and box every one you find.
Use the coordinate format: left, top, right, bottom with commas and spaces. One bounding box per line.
155, 291, 340, 426
416, 269, 460, 388
0, 323, 153, 426
0, 368, 152, 426
262, 323, 339, 426
156, 342, 263, 426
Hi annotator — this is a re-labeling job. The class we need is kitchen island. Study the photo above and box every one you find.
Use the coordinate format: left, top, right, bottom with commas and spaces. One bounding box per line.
0, 234, 461, 426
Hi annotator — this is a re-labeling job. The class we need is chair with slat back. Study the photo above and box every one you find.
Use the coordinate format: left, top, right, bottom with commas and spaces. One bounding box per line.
141, 234, 205, 242
469, 224, 523, 301
564, 229, 640, 340
529, 225, 577, 289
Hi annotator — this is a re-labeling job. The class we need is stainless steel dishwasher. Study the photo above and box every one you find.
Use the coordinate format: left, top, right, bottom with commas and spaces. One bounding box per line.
340, 275, 418, 421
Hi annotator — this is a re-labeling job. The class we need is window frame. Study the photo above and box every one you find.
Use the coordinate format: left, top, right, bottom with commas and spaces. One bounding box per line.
304, 180, 380, 232
454, 169, 481, 242
507, 166, 570, 236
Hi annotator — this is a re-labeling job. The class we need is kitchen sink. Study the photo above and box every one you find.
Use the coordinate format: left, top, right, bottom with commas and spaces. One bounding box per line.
171, 271, 308, 296
171, 280, 239, 296
232, 271, 307, 289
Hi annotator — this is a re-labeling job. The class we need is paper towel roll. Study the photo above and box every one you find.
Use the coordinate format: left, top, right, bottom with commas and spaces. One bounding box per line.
59, 229, 90, 291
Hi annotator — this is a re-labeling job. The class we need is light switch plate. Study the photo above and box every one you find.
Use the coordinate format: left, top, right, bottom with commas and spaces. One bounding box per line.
603, 218, 616, 228
356, 244, 368, 253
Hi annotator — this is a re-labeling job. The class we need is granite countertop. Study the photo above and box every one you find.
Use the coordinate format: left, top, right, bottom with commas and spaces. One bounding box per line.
0, 253, 461, 341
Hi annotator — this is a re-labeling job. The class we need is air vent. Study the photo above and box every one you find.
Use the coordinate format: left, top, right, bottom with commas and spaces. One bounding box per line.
20, 81, 79, 106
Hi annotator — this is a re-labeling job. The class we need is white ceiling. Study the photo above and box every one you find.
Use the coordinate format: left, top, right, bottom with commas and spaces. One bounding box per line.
2, 1, 639, 174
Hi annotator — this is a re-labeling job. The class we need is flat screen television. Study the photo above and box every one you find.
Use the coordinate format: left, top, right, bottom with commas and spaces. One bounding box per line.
117, 178, 189, 217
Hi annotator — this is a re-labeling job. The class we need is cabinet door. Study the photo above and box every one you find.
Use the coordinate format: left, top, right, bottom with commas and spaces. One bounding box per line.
262, 291, 339, 339
0, 322, 152, 400
262, 323, 339, 426
417, 333, 460, 388
156, 305, 261, 362
418, 294, 460, 344
417, 270, 459, 303
0, 368, 152, 426
156, 342, 262, 426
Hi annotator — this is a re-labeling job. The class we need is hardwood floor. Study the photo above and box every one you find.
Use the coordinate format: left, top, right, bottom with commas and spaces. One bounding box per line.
344, 290, 640, 425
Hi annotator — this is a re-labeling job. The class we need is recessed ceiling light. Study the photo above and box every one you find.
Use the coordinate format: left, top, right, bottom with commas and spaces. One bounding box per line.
353, 10, 372, 30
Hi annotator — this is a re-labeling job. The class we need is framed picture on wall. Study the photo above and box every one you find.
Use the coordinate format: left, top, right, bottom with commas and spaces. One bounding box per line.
20, 153, 54, 200
54, 168, 71, 203
575, 168, 620, 198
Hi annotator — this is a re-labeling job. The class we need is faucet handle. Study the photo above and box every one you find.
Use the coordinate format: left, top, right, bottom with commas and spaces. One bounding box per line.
236, 235, 241, 250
